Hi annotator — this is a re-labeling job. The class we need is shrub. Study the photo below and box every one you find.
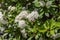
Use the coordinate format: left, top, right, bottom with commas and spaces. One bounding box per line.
0, 0, 60, 40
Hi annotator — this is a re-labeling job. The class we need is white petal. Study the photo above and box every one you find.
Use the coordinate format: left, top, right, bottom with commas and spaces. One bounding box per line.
21, 29, 27, 38
0, 12, 7, 24
15, 10, 28, 22
27, 11, 39, 22
18, 20, 26, 29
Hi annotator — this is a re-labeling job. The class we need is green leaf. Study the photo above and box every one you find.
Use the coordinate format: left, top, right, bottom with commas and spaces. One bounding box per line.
55, 22, 60, 27
39, 29, 47, 33
50, 30, 55, 36
28, 36, 33, 40
33, 0, 40, 7
49, 19, 55, 28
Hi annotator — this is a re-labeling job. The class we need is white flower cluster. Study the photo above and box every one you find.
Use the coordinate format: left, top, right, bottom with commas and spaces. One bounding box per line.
51, 33, 60, 40
20, 29, 27, 38
46, 1, 52, 8
0, 12, 7, 24
15, 10, 28, 38
15, 10, 39, 28
27, 11, 39, 22
39, 1, 52, 8
0, 27, 5, 32
18, 20, 26, 29
15, 10, 39, 38
15, 10, 28, 22
8, 6, 16, 11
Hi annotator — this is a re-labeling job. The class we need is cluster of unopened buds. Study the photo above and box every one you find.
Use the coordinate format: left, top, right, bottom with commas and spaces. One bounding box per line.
39, 1, 52, 8
33, 0, 53, 8
8, 6, 16, 11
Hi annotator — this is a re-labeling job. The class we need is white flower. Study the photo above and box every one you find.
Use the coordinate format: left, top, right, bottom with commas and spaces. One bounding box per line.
8, 6, 12, 10
0, 12, 3, 19
2, 33, 8, 38
39, 1, 45, 7
50, 33, 60, 40
27, 14, 35, 22
21, 29, 26, 34
8, 6, 16, 11
19, 10, 28, 19
45, 13, 49, 17
8, 14, 12, 17
0, 12, 7, 24
53, 33, 60, 39
0, 27, 5, 32
15, 15, 21, 22
46, 1, 52, 8
21, 29, 27, 38
15, 10, 28, 22
27, 11, 39, 22
18, 20, 26, 29
11, 6, 16, 11
0, 19, 7, 24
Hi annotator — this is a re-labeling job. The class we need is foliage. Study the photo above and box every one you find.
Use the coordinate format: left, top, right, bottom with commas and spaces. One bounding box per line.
0, 0, 60, 40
